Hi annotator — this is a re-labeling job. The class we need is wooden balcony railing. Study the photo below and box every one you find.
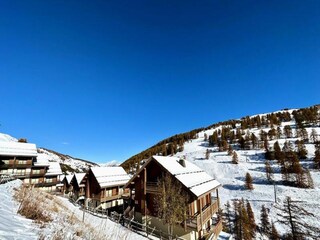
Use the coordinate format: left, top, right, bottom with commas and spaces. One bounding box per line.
204, 220, 223, 240
146, 182, 159, 194
186, 199, 219, 232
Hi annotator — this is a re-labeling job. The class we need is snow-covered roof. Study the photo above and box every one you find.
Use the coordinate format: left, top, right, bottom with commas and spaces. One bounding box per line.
74, 173, 86, 185
0, 142, 37, 157
91, 166, 130, 188
66, 174, 74, 184
45, 162, 62, 176
33, 153, 50, 167
152, 156, 221, 197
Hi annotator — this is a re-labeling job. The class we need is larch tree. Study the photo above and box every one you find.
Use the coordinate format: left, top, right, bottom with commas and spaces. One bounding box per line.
232, 151, 239, 164
154, 173, 189, 238
205, 149, 210, 160
244, 172, 254, 190
275, 196, 319, 240
314, 149, 320, 169
310, 128, 318, 143
270, 222, 280, 240
227, 144, 233, 156
265, 160, 273, 181
260, 204, 271, 236
246, 200, 256, 238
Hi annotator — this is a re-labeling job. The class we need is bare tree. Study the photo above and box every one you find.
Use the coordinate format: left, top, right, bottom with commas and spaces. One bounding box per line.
154, 173, 189, 238
275, 196, 319, 240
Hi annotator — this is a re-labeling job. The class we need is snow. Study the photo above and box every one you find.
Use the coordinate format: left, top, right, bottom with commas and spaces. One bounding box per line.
0, 141, 38, 157
91, 166, 130, 188
65, 174, 73, 184
74, 173, 86, 185
173, 115, 320, 236
0, 133, 18, 142
34, 153, 50, 167
0, 180, 39, 240
0, 180, 145, 240
153, 156, 221, 197
45, 162, 62, 176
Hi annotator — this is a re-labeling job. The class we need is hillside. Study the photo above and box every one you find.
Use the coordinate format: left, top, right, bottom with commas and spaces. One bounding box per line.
121, 105, 320, 238
0, 133, 98, 173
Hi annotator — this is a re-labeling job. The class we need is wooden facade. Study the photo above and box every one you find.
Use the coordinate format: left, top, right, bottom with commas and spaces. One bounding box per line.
125, 156, 222, 240
85, 167, 130, 210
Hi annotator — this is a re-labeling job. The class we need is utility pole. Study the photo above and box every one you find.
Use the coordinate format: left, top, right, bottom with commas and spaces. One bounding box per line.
273, 180, 277, 203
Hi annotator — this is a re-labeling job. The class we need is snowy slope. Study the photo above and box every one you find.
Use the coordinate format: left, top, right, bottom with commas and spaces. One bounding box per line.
173, 111, 320, 236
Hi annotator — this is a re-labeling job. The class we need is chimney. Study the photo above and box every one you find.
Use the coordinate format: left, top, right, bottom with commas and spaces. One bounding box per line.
178, 159, 186, 167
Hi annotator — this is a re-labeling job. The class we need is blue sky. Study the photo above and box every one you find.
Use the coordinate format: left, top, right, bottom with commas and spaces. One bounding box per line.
0, 0, 319, 163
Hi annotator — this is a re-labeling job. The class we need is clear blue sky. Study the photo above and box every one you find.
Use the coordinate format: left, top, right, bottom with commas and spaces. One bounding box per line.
0, 0, 319, 163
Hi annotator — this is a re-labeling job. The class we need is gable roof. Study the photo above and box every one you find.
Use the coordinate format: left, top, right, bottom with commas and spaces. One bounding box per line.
45, 162, 62, 176
125, 156, 221, 198
74, 173, 86, 186
90, 166, 130, 188
65, 174, 74, 184
0, 142, 38, 157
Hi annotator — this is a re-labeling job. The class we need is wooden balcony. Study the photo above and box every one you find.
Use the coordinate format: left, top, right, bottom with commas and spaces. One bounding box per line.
91, 192, 122, 202
204, 220, 223, 240
146, 182, 159, 194
186, 199, 219, 232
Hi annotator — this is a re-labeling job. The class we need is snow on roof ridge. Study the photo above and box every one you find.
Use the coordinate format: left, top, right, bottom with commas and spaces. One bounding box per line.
152, 155, 221, 197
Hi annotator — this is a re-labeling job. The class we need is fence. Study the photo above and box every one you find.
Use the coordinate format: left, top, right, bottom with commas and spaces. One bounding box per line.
0, 174, 16, 184
70, 198, 185, 240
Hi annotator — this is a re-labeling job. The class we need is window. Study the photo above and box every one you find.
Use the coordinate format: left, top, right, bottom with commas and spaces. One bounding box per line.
32, 169, 40, 174
18, 160, 26, 164
46, 178, 53, 183
31, 178, 39, 184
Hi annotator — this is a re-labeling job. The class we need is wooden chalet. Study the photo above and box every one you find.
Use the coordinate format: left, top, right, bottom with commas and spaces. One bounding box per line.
124, 156, 222, 240
0, 142, 37, 179
70, 173, 87, 201
62, 174, 74, 194
37, 161, 63, 192
86, 166, 130, 210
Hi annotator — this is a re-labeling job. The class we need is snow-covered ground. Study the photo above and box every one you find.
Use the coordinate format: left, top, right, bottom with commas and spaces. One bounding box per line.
175, 122, 320, 236
0, 180, 40, 240
0, 180, 145, 240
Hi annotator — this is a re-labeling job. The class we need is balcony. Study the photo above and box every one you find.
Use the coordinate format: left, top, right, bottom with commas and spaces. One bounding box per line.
146, 182, 159, 194
91, 192, 126, 202
204, 220, 223, 240
186, 199, 219, 232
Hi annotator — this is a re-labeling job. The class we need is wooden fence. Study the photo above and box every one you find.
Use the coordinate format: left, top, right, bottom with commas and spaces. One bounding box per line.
70, 198, 185, 240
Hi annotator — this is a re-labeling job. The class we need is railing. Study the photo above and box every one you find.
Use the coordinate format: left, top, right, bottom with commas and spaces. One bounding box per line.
69, 197, 184, 240
91, 193, 122, 202
0, 174, 16, 184
146, 182, 159, 194
204, 220, 223, 240
186, 199, 219, 231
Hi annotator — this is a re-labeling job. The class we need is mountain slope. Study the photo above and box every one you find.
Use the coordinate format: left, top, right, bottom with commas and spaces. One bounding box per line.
121, 104, 320, 237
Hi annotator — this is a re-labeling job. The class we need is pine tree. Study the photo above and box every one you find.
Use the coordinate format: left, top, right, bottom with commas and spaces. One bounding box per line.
244, 172, 254, 190
310, 128, 318, 143
260, 204, 271, 235
265, 160, 273, 181
232, 151, 239, 164
227, 144, 233, 156
270, 222, 280, 240
246, 200, 256, 238
296, 140, 308, 159
284, 125, 293, 138
205, 149, 210, 160
224, 201, 233, 233
276, 196, 319, 239
314, 149, 320, 169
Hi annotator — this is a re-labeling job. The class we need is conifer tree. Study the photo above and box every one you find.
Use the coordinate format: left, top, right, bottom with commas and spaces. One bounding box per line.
276, 126, 282, 139
276, 196, 319, 239
260, 204, 271, 235
314, 149, 320, 169
224, 201, 233, 234
265, 160, 273, 181
232, 151, 239, 164
310, 128, 318, 143
284, 125, 293, 138
205, 149, 210, 160
296, 140, 308, 159
245, 172, 254, 190
270, 222, 280, 240
227, 144, 233, 156
246, 200, 256, 238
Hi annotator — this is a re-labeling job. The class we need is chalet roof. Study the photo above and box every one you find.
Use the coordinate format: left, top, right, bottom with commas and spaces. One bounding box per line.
91, 166, 130, 188
45, 162, 62, 176
33, 154, 50, 167
126, 156, 221, 198
0, 142, 38, 157
74, 173, 86, 185
65, 174, 74, 184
